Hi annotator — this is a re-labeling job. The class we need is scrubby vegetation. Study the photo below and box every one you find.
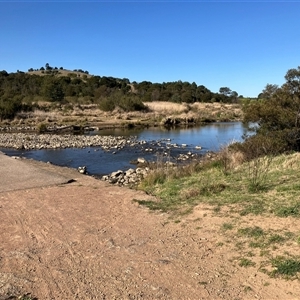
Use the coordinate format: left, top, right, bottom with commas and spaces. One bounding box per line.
0, 63, 242, 121
241, 65, 300, 155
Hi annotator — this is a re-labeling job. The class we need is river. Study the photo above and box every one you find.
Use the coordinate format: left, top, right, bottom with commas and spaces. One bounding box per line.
1, 122, 247, 176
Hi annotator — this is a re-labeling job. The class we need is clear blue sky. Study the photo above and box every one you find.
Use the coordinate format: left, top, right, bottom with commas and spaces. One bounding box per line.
1, 1, 300, 97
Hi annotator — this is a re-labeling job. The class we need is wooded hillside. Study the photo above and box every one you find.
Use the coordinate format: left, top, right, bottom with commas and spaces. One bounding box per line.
0, 64, 240, 120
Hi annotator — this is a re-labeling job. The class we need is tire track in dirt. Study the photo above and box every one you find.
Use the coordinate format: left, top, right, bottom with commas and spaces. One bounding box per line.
1, 174, 300, 299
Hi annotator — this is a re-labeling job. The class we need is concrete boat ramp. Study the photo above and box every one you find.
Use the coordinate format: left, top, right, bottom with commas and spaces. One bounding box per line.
0, 151, 75, 193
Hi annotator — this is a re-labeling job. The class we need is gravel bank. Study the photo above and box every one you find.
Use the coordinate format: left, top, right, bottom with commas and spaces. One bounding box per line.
0, 133, 137, 150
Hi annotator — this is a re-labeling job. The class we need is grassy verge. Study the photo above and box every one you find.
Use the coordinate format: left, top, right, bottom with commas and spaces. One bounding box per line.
136, 151, 300, 279
137, 152, 300, 217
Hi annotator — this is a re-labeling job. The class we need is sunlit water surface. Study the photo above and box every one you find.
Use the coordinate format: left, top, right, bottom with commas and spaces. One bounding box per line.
1, 122, 247, 176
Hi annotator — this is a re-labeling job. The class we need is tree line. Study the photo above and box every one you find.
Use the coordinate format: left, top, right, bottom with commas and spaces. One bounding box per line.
0, 64, 240, 119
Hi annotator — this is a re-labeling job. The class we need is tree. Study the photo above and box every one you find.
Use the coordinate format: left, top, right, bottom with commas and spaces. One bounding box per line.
42, 77, 65, 102
258, 84, 279, 99
219, 87, 232, 97
230, 91, 238, 102
45, 63, 52, 70
181, 90, 194, 103
284, 66, 300, 98
243, 65, 300, 153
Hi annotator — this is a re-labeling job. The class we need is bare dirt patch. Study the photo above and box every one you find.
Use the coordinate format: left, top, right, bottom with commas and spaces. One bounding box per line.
1, 163, 299, 299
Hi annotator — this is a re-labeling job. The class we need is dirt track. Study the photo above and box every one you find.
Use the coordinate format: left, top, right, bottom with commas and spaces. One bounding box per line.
1, 159, 300, 299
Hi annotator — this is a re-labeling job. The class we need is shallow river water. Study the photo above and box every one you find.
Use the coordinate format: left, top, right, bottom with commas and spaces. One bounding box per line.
1, 122, 247, 176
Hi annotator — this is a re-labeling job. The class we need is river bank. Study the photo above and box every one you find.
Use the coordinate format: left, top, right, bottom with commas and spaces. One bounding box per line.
0, 101, 243, 133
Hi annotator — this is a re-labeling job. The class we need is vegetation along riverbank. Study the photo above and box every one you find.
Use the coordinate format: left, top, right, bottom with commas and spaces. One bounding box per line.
0, 64, 244, 131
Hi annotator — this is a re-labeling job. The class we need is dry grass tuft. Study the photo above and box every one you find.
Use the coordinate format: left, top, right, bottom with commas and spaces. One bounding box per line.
282, 152, 300, 169
145, 101, 189, 114
216, 146, 245, 174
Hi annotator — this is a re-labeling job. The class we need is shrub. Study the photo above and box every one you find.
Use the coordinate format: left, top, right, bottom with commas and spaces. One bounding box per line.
243, 66, 300, 155
98, 97, 115, 112
118, 95, 147, 112
37, 122, 47, 133
99, 94, 148, 112
0, 95, 24, 120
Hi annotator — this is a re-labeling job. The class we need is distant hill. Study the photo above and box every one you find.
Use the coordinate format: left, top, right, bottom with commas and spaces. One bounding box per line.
0, 64, 242, 120
27, 68, 93, 79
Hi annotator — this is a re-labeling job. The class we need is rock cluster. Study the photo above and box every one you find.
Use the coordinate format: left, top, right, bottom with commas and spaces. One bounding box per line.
101, 167, 150, 186
177, 151, 199, 161
0, 133, 136, 150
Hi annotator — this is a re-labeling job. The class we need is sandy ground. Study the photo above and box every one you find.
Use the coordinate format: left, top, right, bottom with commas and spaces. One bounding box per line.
1, 159, 300, 299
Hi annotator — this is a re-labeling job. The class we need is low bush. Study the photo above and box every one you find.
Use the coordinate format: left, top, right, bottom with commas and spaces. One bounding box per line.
98, 94, 147, 112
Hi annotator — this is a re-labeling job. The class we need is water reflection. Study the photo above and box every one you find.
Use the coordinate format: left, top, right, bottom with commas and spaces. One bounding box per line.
96, 122, 246, 151
1, 122, 247, 176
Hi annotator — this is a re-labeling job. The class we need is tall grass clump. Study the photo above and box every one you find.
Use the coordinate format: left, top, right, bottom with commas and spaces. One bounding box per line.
231, 136, 276, 192
245, 155, 273, 192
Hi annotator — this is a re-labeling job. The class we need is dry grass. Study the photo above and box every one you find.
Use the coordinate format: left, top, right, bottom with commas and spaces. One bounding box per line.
281, 152, 300, 169
192, 102, 243, 119
144, 101, 242, 124
145, 101, 190, 114
10, 101, 243, 128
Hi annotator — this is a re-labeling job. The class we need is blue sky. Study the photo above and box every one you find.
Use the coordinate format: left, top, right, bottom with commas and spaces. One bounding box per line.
1, 1, 300, 97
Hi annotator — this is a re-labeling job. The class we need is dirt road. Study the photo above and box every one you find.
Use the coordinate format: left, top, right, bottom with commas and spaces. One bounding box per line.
0, 156, 299, 299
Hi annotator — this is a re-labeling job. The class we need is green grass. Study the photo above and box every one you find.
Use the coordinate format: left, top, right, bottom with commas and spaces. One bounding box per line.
137, 152, 300, 218
238, 226, 265, 239
239, 200, 266, 216
268, 234, 286, 244
221, 222, 234, 231
271, 256, 300, 278
239, 257, 256, 267
236, 227, 289, 250
274, 204, 300, 217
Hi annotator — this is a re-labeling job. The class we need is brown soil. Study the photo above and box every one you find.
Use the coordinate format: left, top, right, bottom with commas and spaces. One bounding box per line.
1, 162, 300, 299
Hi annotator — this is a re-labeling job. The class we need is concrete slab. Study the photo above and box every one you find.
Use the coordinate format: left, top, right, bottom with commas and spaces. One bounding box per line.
0, 152, 73, 193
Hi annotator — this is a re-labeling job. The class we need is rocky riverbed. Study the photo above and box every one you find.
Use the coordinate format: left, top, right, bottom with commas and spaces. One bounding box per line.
0, 133, 137, 150
0, 132, 204, 187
